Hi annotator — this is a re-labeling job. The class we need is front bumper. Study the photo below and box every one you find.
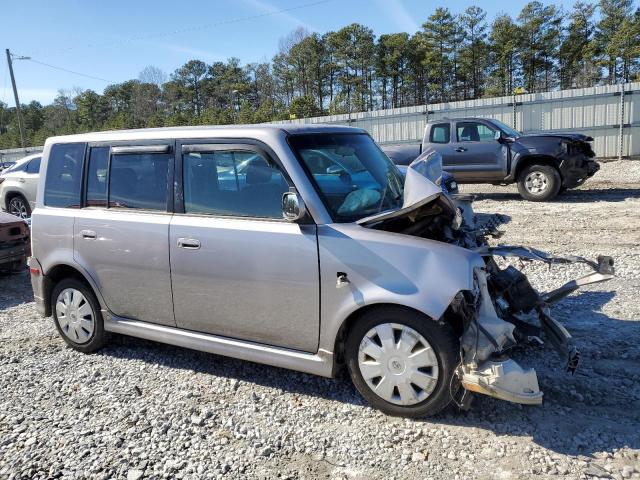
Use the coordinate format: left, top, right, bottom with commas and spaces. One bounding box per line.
0, 241, 30, 270
560, 155, 600, 189
458, 247, 614, 405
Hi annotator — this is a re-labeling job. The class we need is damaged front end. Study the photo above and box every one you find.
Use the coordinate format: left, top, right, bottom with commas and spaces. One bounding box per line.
361, 151, 615, 406
454, 250, 614, 405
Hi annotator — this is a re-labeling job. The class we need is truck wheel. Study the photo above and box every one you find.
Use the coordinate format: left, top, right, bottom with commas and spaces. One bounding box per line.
345, 306, 459, 418
517, 164, 561, 201
52, 278, 108, 353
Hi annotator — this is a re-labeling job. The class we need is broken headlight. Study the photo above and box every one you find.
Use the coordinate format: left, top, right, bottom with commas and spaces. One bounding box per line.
451, 207, 464, 230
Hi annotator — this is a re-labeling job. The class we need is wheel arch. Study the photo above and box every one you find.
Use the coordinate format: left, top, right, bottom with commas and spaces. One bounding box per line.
43, 263, 104, 317
513, 155, 561, 181
4, 189, 27, 209
331, 302, 450, 371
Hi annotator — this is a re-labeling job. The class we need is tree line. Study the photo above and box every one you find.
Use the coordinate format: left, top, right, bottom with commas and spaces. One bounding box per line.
1, 0, 638, 149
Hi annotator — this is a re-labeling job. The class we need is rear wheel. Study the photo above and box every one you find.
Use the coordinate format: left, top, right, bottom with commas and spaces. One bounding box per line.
52, 278, 108, 353
345, 306, 459, 418
517, 164, 561, 201
7, 194, 30, 218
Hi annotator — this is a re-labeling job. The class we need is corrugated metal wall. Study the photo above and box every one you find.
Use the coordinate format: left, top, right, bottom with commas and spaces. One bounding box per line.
272, 82, 640, 159
2, 82, 637, 161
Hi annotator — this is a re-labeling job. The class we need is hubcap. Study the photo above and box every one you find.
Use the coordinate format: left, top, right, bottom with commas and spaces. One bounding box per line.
55, 288, 95, 344
524, 171, 549, 194
358, 323, 439, 406
8, 198, 28, 219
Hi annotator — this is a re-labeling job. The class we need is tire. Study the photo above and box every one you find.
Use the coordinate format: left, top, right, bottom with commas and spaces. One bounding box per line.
7, 194, 31, 219
345, 306, 460, 418
51, 278, 108, 353
517, 164, 561, 201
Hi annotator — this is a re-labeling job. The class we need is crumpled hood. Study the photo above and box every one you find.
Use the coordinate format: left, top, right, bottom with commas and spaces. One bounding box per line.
519, 133, 593, 142
358, 150, 452, 227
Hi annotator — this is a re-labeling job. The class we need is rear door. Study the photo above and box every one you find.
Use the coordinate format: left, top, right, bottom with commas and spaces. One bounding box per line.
449, 121, 507, 181
73, 142, 175, 326
169, 141, 320, 352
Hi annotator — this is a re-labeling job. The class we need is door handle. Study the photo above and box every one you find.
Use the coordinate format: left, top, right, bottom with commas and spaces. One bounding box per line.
18, 178, 25, 183
80, 229, 96, 239
177, 237, 201, 250
454, 147, 467, 152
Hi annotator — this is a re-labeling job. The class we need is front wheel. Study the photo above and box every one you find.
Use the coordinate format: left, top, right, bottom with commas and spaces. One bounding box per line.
345, 306, 460, 418
517, 164, 561, 201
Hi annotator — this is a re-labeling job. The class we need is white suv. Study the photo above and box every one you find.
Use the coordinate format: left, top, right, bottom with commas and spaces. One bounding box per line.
0, 153, 41, 218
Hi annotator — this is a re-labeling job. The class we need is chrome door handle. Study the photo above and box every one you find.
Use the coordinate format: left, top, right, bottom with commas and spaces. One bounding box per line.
177, 238, 201, 249
80, 229, 96, 239
455, 147, 467, 152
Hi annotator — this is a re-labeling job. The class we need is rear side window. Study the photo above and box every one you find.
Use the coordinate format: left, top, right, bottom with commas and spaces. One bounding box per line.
430, 124, 450, 144
44, 143, 85, 208
26, 157, 41, 174
109, 153, 170, 210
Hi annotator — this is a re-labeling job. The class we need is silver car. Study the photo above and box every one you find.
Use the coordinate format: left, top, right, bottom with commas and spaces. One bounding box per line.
0, 153, 41, 218
29, 125, 613, 417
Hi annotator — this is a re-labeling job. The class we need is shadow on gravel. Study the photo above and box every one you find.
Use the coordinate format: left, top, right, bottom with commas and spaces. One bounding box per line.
0, 270, 34, 309
470, 187, 640, 203
93, 289, 638, 458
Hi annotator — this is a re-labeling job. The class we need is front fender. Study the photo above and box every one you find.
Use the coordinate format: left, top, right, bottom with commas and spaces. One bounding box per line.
317, 223, 483, 352
506, 140, 565, 182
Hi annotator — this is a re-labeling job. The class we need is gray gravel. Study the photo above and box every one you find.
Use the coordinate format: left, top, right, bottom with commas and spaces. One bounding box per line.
1, 161, 639, 479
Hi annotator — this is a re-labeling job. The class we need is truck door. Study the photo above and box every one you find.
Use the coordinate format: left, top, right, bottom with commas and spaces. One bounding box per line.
449, 121, 507, 182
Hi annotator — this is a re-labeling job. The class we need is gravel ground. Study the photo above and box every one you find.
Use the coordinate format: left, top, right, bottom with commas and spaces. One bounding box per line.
1, 161, 639, 480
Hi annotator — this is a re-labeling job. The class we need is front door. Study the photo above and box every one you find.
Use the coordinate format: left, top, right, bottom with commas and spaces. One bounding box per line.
73, 144, 175, 326
448, 121, 507, 181
169, 143, 320, 352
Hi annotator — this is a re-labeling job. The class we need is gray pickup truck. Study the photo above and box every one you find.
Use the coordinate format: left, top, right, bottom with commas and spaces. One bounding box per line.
381, 117, 600, 201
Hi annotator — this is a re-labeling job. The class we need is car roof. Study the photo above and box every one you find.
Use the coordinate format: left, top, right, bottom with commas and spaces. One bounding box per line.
44, 124, 367, 145
428, 117, 496, 124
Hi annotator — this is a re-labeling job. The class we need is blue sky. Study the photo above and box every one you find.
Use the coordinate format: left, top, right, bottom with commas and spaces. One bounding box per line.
1, 0, 579, 105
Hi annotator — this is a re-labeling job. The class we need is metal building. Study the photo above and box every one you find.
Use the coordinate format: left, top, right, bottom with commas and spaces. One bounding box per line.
273, 81, 640, 160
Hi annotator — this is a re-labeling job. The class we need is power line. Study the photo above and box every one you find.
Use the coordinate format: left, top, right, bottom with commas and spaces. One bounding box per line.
25, 59, 114, 84
22, 0, 332, 56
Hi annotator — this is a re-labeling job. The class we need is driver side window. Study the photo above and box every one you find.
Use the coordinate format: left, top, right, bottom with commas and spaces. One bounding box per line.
456, 122, 496, 143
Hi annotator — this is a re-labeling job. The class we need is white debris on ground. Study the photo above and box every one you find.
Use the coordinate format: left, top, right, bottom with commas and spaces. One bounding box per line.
0, 161, 639, 479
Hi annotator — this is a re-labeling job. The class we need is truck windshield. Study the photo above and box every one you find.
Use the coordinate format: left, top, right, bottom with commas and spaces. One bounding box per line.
492, 119, 521, 138
289, 133, 404, 223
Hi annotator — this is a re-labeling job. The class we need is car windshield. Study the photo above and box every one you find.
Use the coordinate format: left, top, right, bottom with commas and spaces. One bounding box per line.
289, 133, 404, 222
491, 119, 521, 138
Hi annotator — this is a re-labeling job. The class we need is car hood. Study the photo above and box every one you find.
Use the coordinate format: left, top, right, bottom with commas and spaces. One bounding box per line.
357, 155, 452, 227
518, 133, 593, 142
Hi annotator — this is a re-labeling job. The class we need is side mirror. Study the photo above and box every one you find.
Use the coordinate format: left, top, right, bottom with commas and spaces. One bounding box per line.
494, 130, 503, 141
282, 191, 306, 222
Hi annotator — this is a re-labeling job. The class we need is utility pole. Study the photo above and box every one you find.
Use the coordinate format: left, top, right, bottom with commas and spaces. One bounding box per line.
5, 49, 29, 148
